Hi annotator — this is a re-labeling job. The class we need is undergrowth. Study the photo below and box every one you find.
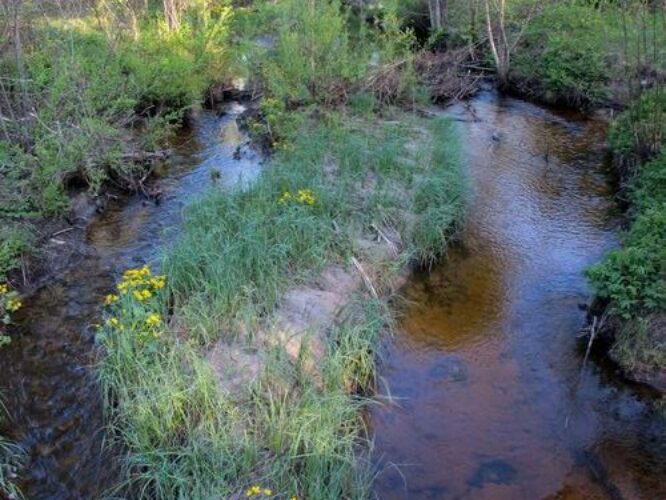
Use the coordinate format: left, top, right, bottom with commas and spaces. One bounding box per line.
0, 4, 233, 277
587, 90, 666, 373
511, 1, 665, 107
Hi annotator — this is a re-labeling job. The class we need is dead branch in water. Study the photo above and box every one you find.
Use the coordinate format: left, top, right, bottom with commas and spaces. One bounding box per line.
582, 311, 608, 368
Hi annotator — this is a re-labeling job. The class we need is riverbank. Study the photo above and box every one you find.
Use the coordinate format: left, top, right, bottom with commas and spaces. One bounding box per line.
587, 88, 666, 394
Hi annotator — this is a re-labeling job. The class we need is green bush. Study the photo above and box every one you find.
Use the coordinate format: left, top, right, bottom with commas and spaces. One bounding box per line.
0, 224, 33, 282
512, 3, 611, 106
258, 0, 369, 106
609, 88, 666, 165
587, 153, 666, 318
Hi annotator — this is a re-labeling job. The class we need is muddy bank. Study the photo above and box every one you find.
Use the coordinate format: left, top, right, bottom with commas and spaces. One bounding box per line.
587, 301, 666, 395
0, 102, 260, 498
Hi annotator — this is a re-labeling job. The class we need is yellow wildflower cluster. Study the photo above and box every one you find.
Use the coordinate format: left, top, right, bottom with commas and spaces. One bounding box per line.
132, 289, 153, 302
245, 485, 272, 497
145, 313, 161, 327
111, 265, 166, 301
6, 298, 22, 312
279, 189, 317, 206
105, 294, 119, 305
1, 282, 22, 314
101, 266, 167, 344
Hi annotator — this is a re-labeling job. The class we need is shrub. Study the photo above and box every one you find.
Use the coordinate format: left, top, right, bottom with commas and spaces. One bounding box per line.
512, 3, 610, 107
259, 0, 369, 106
609, 87, 666, 166
587, 153, 666, 318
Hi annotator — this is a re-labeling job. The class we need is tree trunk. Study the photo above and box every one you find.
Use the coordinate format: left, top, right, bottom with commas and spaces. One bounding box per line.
428, 0, 448, 32
484, 0, 509, 86
163, 0, 181, 31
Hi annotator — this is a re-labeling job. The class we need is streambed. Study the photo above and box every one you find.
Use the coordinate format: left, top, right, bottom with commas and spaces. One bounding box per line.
371, 91, 666, 499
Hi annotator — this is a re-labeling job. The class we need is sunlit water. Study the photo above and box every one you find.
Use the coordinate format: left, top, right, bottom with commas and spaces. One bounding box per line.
371, 91, 666, 499
0, 103, 260, 498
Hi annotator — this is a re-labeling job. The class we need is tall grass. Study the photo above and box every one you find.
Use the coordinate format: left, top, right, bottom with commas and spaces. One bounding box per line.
0, 395, 22, 499
99, 110, 465, 497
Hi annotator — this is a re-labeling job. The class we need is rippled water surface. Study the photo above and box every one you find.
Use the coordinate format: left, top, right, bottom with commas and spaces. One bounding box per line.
371, 91, 666, 499
0, 103, 259, 498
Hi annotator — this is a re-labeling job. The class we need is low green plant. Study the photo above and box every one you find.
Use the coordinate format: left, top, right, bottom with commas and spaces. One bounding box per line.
587, 153, 666, 319
0, 8, 233, 219
258, 0, 369, 107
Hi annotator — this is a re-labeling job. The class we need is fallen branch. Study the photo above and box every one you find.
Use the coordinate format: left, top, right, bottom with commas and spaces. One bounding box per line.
351, 256, 378, 299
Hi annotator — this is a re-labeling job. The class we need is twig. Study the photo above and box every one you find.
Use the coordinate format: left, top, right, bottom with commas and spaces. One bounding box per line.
351, 256, 378, 299
51, 226, 80, 238
370, 223, 399, 258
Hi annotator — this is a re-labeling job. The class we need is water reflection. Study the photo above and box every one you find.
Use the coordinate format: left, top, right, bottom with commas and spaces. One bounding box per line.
372, 91, 666, 499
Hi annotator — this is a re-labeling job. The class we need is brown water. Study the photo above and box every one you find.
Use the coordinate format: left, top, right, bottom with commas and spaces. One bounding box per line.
0, 103, 260, 499
371, 91, 666, 499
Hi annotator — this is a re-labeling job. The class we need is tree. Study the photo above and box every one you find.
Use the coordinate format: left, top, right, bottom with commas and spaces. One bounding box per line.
427, 0, 448, 31
484, 0, 536, 87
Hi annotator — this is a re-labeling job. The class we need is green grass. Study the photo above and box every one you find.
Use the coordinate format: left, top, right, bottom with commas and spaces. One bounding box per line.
98, 109, 465, 498
609, 87, 666, 168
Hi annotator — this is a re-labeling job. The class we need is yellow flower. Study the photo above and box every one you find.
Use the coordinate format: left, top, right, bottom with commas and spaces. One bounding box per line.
263, 489, 272, 496
296, 189, 316, 205
0, 284, 8, 295
145, 313, 161, 327
246, 485, 262, 497
107, 317, 121, 329
278, 191, 292, 204
150, 276, 166, 290
132, 289, 153, 301
6, 298, 21, 312
104, 294, 119, 305
122, 265, 151, 281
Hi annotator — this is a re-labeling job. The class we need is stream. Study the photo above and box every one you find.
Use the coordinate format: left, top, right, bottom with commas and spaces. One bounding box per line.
0, 102, 260, 498
371, 90, 666, 498
2, 91, 665, 499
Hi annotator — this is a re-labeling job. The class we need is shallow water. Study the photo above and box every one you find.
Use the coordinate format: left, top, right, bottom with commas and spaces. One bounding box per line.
371, 91, 666, 499
0, 103, 259, 498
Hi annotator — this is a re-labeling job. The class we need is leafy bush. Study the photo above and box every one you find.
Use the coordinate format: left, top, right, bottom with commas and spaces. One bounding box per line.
609, 88, 666, 165
0, 224, 33, 282
587, 153, 666, 318
512, 3, 610, 106
258, 0, 369, 106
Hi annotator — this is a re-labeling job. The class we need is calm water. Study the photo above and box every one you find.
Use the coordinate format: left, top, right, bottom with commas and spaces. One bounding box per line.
371, 91, 666, 499
0, 103, 260, 498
